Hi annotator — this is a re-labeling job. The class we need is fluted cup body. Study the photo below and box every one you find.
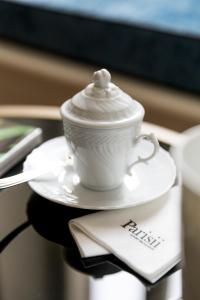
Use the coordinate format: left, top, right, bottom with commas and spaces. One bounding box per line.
61, 110, 143, 191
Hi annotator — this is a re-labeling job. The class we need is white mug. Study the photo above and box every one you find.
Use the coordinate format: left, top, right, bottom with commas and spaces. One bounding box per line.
174, 125, 200, 299
61, 106, 158, 191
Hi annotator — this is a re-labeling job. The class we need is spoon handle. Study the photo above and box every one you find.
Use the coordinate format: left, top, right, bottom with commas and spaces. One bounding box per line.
0, 168, 53, 189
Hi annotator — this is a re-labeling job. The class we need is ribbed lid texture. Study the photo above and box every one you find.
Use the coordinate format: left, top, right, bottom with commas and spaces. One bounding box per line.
62, 69, 144, 127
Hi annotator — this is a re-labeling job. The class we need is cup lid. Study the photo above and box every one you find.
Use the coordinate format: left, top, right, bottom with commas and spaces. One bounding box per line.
61, 69, 144, 128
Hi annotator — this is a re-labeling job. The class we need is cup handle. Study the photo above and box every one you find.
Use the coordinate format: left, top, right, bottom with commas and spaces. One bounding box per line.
127, 133, 159, 175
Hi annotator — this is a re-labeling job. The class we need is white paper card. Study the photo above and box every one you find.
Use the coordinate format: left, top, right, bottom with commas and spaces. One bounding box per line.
69, 186, 181, 283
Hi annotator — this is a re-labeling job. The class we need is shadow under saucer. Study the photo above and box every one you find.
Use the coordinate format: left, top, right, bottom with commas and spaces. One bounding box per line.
26, 192, 96, 247
26, 192, 121, 278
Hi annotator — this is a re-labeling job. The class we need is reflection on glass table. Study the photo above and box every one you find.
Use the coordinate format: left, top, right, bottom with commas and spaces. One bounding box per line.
0, 117, 182, 300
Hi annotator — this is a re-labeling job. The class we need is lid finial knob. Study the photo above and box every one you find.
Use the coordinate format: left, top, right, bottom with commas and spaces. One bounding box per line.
93, 69, 111, 89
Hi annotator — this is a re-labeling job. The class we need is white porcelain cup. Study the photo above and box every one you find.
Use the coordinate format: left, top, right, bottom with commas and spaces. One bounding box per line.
61, 109, 158, 191
175, 125, 200, 299
60, 69, 159, 191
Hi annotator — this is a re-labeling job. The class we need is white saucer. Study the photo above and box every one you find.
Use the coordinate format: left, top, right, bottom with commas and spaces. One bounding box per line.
23, 137, 176, 210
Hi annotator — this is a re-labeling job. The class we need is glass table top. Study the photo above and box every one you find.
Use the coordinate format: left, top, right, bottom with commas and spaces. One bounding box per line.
0, 118, 181, 300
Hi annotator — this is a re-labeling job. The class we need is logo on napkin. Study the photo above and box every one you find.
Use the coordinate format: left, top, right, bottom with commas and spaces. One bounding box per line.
69, 187, 181, 283
121, 219, 165, 250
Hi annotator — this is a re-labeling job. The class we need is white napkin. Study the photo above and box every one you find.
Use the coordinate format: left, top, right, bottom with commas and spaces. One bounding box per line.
69, 186, 181, 283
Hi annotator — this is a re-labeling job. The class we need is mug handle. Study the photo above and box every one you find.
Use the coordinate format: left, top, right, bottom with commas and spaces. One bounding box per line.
127, 133, 159, 175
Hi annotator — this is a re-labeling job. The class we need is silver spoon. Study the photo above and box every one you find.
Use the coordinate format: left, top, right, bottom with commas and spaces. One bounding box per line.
0, 158, 71, 189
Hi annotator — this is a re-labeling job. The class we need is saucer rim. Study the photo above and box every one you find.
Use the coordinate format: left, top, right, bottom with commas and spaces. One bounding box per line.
24, 136, 176, 210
